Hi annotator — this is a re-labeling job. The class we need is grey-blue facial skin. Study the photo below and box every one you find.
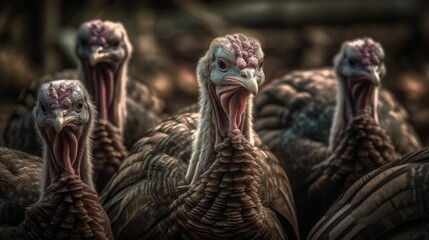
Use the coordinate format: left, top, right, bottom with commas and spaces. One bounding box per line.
35, 80, 90, 135
334, 38, 385, 86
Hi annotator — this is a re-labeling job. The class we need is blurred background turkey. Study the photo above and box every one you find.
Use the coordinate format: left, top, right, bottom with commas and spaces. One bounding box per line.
0, 0, 429, 145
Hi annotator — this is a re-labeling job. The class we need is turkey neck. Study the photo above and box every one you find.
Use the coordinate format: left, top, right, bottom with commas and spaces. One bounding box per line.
186, 80, 254, 184
79, 61, 127, 131
330, 77, 379, 152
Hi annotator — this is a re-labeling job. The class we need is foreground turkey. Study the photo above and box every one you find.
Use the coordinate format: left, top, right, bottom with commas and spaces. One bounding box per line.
102, 33, 299, 239
308, 147, 429, 239
254, 38, 422, 235
3, 19, 165, 191
0, 80, 112, 239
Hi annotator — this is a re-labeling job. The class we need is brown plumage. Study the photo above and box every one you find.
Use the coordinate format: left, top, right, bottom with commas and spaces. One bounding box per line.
0, 147, 42, 225
308, 147, 429, 240
102, 34, 299, 239
0, 80, 112, 239
254, 38, 422, 236
3, 20, 165, 191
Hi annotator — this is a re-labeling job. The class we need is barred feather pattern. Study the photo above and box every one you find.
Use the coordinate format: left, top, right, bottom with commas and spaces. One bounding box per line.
152, 132, 284, 240
101, 113, 196, 239
0, 147, 42, 225
308, 147, 429, 240
254, 69, 421, 190
101, 113, 299, 240
307, 114, 398, 204
0, 175, 113, 240
92, 119, 128, 192
2, 69, 165, 154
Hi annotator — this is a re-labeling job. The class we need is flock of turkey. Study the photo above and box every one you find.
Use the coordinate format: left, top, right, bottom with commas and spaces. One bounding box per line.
0, 19, 427, 240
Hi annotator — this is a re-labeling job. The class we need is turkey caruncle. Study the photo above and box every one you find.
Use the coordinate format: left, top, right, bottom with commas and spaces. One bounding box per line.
3, 19, 166, 191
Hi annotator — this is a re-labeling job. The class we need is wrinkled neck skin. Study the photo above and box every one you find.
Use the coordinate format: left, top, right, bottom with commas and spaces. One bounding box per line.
77, 59, 127, 131
39, 129, 94, 199
186, 81, 254, 185
329, 75, 379, 152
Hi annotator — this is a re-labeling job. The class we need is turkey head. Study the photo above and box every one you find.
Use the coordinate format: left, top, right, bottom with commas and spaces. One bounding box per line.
75, 20, 131, 129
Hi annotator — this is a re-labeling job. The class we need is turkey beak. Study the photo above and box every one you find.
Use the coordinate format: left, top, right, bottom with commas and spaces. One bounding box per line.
89, 46, 108, 66
49, 110, 69, 133
240, 68, 259, 95
367, 66, 380, 86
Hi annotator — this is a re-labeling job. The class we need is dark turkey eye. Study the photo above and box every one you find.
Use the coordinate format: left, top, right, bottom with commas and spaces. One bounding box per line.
348, 59, 356, 67
76, 101, 84, 112
80, 39, 88, 47
111, 40, 120, 48
259, 60, 264, 69
217, 59, 227, 71
40, 105, 47, 114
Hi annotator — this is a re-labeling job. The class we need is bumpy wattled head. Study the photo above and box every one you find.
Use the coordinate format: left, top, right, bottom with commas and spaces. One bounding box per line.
75, 20, 131, 128
75, 20, 132, 67
334, 38, 385, 86
197, 33, 264, 132
34, 80, 95, 185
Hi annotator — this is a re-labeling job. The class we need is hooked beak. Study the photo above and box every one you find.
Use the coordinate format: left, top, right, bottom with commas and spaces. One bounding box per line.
367, 66, 380, 86
89, 46, 110, 66
47, 110, 73, 133
239, 68, 259, 95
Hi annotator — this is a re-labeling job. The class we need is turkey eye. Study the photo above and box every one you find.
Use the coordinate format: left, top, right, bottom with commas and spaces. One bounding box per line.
111, 40, 120, 48
259, 61, 264, 69
76, 101, 84, 112
348, 59, 356, 67
80, 39, 88, 47
40, 105, 47, 114
217, 59, 227, 71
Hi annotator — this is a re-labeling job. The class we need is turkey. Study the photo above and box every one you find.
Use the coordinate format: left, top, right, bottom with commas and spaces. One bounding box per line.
0, 80, 113, 239
3, 19, 165, 191
254, 38, 422, 235
101, 33, 300, 239
308, 147, 429, 240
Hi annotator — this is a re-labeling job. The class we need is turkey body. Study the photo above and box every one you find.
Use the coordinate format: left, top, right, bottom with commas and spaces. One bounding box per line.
0, 173, 113, 240
0, 146, 42, 226
102, 113, 299, 240
308, 147, 429, 240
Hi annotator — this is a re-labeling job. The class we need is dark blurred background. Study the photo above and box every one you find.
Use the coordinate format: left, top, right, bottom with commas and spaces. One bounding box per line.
1, 0, 429, 144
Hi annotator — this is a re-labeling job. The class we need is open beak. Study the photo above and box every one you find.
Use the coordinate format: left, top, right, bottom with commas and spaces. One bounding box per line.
239, 68, 259, 95
367, 66, 380, 86
89, 46, 110, 66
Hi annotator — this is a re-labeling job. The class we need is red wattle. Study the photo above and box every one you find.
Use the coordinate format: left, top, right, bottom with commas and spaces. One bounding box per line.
53, 129, 78, 176
89, 64, 117, 125
217, 84, 249, 132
